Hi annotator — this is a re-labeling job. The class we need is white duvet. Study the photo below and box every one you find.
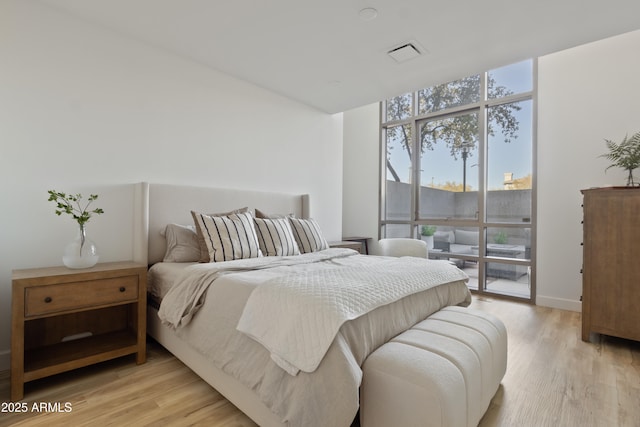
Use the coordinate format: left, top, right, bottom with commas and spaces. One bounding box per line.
155, 248, 471, 427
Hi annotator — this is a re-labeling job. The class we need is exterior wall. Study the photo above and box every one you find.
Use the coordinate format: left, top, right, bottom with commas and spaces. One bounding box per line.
387, 181, 531, 223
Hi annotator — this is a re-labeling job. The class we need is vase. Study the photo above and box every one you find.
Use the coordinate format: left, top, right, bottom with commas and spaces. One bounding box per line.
421, 235, 434, 250
63, 224, 99, 269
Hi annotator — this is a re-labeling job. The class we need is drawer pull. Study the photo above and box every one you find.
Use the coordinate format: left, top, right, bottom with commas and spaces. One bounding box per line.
119, 287, 126, 292
44, 297, 52, 303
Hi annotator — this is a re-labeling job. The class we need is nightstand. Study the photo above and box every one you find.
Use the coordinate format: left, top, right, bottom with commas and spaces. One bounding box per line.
329, 241, 363, 253
11, 261, 147, 401
341, 236, 370, 254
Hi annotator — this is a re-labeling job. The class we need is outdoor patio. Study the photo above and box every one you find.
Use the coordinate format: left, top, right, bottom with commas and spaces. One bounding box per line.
461, 262, 530, 298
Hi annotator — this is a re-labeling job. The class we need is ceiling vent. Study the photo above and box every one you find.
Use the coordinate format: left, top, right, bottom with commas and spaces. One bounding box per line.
387, 43, 422, 63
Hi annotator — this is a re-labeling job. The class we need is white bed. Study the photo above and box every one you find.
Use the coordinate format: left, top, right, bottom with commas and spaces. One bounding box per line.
134, 182, 472, 427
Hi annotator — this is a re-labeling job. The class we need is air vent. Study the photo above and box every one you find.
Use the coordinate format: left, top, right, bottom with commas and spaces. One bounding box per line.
387, 43, 422, 63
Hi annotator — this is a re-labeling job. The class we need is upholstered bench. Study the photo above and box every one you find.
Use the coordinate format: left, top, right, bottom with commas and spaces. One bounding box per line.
360, 306, 507, 427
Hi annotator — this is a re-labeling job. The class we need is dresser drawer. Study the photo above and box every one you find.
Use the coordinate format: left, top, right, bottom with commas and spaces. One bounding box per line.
25, 276, 139, 317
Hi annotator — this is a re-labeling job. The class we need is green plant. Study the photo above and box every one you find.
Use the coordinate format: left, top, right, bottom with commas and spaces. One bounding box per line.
420, 225, 437, 236
47, 190, 104, 226
600, 131, 640, 186
493, 231, 508, 244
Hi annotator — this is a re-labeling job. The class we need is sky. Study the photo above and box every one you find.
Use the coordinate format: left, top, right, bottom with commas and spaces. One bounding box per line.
387, 59, 533, 190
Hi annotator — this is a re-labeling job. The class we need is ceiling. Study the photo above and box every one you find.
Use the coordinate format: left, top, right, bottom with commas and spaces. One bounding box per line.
40, 0, 640, 114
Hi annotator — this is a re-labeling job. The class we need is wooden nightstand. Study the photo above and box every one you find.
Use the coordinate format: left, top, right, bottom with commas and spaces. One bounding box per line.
329, 241, 363, 253
11, 261, 147, 401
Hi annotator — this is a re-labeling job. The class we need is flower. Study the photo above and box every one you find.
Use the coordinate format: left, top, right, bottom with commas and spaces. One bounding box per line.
47, 190, 104, 226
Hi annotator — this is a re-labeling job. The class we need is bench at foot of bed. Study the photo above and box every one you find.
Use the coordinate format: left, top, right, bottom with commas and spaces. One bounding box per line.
360, 306, 507, 427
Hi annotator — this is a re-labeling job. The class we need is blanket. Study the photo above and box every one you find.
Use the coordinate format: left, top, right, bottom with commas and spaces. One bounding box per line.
237, 256, 468, 374
158, 248, 357, 327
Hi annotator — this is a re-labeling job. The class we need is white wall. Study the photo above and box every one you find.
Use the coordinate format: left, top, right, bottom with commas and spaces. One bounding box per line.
536, 29, 640, 311
342, 103, 380, 251
0, 0, 343, 370
343, 29, 640, 311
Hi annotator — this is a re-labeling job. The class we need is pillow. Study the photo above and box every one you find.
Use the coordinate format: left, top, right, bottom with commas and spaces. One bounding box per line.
288, 217, 329, 253
162, 223, 201, 262
454, 229, 479, 246
433, 230, 455, 243
191, 207, 249, 262
254, 217, 300, 256
255, 208, 294, 219
192, 211, 263, 262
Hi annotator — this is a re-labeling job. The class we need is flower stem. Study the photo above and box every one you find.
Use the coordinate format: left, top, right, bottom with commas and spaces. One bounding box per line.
79, 223, 86, 256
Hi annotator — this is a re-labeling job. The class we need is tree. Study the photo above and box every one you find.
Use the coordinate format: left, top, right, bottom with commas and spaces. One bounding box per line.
511, 174, 532, 190
385, 75, 521, 181
432, 181, 473, 192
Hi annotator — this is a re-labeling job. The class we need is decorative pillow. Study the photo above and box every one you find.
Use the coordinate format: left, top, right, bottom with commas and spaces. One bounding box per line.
455, 229, 479, 246
254, 217, 300, 256
255, 208, 294, 219
191, 207, 249, 262
288, 217, 329, 253
192, 211, 263, 262
434, 230, 455, 243
162, 223, 201, 262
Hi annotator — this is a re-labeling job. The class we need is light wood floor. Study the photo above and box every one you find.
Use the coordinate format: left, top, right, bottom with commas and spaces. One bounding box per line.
1, 297, 639, 427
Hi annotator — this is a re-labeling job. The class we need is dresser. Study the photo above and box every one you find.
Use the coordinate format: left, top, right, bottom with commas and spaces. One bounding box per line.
581, 187, 640, 342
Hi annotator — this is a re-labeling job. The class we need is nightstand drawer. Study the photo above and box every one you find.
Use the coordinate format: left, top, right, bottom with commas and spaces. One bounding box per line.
25, 276, 139, 317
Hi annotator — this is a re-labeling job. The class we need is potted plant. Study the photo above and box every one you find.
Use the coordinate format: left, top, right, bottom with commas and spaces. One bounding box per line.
420, 225, 437, 249
493, 231, 508, 245
600, 131, 640, 186
48, 190, 104, 269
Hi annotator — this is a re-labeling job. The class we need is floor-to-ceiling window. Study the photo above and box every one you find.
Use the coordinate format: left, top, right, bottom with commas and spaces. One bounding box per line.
380, 59, 536, 302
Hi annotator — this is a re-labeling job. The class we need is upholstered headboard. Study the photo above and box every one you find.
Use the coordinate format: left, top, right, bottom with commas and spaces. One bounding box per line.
133, 182, 310, 265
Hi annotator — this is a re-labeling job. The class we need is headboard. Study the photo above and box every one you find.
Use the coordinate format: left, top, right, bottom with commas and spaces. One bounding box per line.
133, 182, 310, 265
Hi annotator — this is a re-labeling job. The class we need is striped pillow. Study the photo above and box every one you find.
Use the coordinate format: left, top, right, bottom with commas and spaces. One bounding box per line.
254, 218, 300, 256
191, 207, 249, 262
192, 211, 263, 262
288, 218, 329, 253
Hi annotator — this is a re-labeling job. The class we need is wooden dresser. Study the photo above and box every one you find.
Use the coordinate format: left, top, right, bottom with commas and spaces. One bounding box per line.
581, 187, 640, 342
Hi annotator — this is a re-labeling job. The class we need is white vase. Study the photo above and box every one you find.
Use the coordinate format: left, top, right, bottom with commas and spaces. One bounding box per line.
421, 235, 434, 250
63, 224, 99, 269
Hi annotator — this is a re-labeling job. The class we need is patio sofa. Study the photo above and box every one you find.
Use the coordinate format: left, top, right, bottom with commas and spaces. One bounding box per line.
433, 229, 528, 280
433, 229, 478, 256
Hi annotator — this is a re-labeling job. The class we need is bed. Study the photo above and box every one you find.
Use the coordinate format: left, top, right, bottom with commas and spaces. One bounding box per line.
134, 182, 473, 427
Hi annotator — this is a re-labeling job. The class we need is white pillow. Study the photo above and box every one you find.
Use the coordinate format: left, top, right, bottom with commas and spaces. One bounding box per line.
288, 218, 329, 253
192, 211, 263, 262
162, 224, 201, 262
433, 230, 454, 243
254, 217, 300, 256
454, 229, 479, 246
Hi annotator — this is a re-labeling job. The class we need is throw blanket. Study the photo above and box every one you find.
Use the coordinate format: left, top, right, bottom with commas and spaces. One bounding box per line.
159, 248, 360, 328
237, 256, 468, 375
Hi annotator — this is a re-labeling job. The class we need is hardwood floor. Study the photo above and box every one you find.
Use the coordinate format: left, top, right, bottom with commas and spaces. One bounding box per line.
1, 297, 639, 426
473, 297, 640, 427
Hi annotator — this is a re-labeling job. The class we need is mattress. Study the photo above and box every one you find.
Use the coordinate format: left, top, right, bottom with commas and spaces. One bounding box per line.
147, 261, 197, 299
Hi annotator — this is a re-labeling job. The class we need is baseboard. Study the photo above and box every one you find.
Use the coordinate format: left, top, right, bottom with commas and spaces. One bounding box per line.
536, 295, 582, 312
0, 349, 9, 372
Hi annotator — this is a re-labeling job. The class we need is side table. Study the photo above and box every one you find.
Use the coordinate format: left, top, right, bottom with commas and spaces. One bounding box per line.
11, 261, 147, 401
